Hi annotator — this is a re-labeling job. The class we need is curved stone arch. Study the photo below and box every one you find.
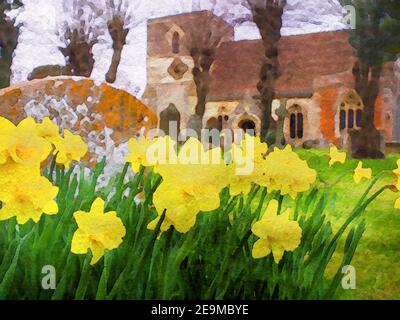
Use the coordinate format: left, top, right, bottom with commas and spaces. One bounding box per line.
232, 113, 261, 136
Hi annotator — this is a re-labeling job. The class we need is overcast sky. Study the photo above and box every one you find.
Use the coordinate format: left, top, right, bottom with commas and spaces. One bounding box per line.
10, 0, 347, 96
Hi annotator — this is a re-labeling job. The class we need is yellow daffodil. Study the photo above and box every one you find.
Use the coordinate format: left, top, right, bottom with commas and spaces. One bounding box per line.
125, 135, 159, 172
1, 117, 52, 166
0, 137, 8, 164
0, 116, 15, 135
53, 130, 87, 168
353, 161, 372, 184
0, 160, 39, 188
0, 147, 7, 164
251, 200, 302, 263
148, 138, 229, 234
71, 198, 126, 265
392, 160, 400, 187
225, 135, 269, 196
177, 136, 223, 165
0, 117, 16, 163
0, 175, 59, 224
148, 135, 178, 173
149, 180, 224, 233
329, 146, 346, 166
227, 145, 253, 196
395, 198, 400, 209
155, 138, 227, 180
260, 145, 317, 199
36, 117, 60, 143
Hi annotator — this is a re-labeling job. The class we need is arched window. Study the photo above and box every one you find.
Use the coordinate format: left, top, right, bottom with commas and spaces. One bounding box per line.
207, 116, 230, 146
340, 109, 362, 130
339, 91, 363, 131
340, 110, 346, 130
160, 103, 180, 136
297, 113, 304, 139
206, 117, 218, 130
356, 110, 362, 127
217, 116, 223, 131
211, 113, 229, 131
290, 114, 296, 139
348, 109, 354, 129
289, 104, 304, 139
172, 32, 180, 54
339, 108, 363, 130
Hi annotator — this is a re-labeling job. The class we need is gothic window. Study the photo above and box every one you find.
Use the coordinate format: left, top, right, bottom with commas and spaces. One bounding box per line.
217, 116, 223, 131
339, 91, 363, 131
297, 113, 304, 139
339, 108, 363, 130
340, 110, 346, 130
172, 32, 180, 54
209, 113, 229, 131
290, 114, 296, 139
289, 104, 304, 139
348, 109, 354, 129
356, 109, 362, 127
159, 103, 180, 136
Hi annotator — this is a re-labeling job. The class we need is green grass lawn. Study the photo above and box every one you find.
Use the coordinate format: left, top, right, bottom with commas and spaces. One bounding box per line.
297, 149, 400, 300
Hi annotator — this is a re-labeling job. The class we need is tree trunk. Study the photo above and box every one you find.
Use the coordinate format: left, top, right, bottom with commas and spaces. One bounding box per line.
106, 17, 128, 84
188, 49, 213, 136
0, 12, 19, 88
191, 48, 212, 118
251, 4, 284, 142
350, 61, 385, 159
258, 58, 278, 141
106, 45, 123, 83
273, 99, 288, 148
193, 65, 210, 118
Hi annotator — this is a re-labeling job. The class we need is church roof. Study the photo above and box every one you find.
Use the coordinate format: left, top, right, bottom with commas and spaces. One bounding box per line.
208, 31, 356, 100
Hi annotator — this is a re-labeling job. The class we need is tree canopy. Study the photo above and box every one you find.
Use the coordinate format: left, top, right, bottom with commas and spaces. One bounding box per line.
341, 0, 400, 66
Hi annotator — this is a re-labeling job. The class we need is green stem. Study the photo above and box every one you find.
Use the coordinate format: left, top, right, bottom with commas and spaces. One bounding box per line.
74, 253, 92, 300
307, 181, 389, 296
206, 229, 252, 299
96, 251, 110, 300
277, 194, 284, 215
161, 227, 174, 299
107, 209, 166, 299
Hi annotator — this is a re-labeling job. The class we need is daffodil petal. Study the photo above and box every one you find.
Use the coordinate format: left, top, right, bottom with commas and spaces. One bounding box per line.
252, 239, 271, 259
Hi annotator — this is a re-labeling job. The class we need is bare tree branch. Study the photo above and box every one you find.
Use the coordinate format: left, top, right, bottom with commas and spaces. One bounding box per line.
56, 0, 104, 77
104, 0, 146, 83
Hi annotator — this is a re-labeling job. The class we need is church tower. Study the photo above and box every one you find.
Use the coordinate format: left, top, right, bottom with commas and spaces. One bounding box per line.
142, 11, 234, 134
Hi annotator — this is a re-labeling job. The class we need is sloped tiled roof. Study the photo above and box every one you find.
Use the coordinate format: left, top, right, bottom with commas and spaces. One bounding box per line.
209, 31, 356, 100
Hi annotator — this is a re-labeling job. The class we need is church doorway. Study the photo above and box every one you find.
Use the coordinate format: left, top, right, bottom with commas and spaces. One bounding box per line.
239, 119, 256, 136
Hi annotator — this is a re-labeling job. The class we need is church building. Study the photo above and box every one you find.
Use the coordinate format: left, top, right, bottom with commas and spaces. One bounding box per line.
143, 10, 400, 147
